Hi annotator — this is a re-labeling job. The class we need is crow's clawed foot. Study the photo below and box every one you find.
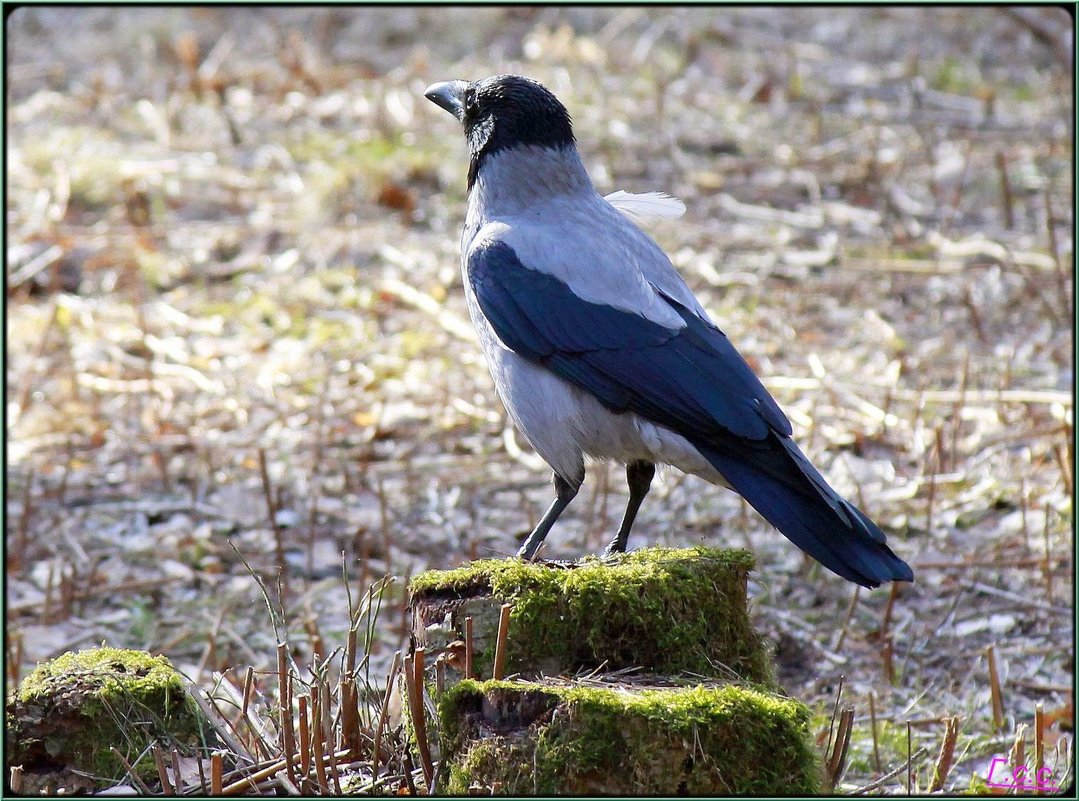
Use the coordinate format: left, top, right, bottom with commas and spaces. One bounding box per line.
515, 543, 578, 570
540, 558, 577, 569
515, 541, 539, 561
601, 538, 628, 560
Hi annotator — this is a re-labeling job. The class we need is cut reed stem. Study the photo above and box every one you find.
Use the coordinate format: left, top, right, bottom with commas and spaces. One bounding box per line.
869, 690, 882, 774
930, 715, 961, 791
405, 650, 435, 791
987, 645, 1005, 730
826, 706, 855, 789
153, 745, 174, 795
298, 695, 311, 780
1010, 722, 1027, 775
906, 721, 913, 795
210, 752, 224, 795
493, 603, 513, 680
1035, 703, 1045, 777
464, 616, 474, 680
277, 643, 297, 783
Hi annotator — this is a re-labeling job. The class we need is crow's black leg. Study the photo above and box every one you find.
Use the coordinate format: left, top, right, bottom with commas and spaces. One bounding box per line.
603, 461, 656, 556
517, 471, 582, 560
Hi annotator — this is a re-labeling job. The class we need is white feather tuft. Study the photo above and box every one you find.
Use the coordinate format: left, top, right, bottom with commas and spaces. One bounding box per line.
603, 190, 686, 223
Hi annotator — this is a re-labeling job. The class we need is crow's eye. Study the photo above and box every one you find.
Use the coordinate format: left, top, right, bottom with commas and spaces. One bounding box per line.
464, 89, 478, 114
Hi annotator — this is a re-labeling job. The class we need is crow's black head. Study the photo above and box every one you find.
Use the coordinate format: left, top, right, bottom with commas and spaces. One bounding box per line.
425, 74, 575, 188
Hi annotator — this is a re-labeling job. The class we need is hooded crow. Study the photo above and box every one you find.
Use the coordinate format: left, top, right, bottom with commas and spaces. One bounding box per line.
425, 74, 913, 588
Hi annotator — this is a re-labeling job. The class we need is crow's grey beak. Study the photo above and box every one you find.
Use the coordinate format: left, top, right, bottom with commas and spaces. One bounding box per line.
424, 80, 468, 120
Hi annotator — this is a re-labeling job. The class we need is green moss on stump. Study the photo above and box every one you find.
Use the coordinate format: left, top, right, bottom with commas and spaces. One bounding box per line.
7, 647, 211, 787
411, 546, 773, 685
440, 679, 821, 795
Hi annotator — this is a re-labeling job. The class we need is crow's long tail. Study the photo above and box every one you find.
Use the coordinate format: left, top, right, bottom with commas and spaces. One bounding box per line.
697, 436, 913, 588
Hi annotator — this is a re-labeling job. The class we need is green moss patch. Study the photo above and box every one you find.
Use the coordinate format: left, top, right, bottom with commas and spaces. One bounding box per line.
7, 647, 212, 788
440, 678, 821, 795
411, 546, 773, 684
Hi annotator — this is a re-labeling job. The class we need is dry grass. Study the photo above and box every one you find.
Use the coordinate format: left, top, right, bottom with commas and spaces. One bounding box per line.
6, 7, 1073, 794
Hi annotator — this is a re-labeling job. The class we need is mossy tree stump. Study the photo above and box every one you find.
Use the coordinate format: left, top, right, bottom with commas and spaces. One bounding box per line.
408, 547, 821, 795
6, 647, 214, 794
440, 679, 820, 795
410, 546, 773, 685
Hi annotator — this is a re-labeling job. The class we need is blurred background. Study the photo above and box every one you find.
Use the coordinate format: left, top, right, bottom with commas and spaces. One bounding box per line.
6, 7, 1073, 791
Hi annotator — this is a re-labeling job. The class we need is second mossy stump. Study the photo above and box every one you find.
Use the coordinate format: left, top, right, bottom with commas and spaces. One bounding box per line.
6, 647, 213, 794
439, 678, 820, 795
409, 546, 821, 794
410, 545, 774, 686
